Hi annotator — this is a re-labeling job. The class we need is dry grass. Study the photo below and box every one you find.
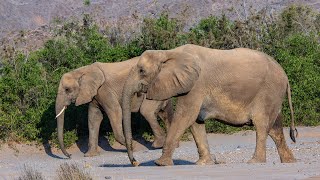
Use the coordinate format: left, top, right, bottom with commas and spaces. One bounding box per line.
56, 163, 92, 180
17, 165, 45, 180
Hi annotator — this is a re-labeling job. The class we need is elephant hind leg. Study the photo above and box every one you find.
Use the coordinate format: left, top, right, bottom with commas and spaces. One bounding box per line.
190, 120, 215, 165
158, 99, 174, 132
158, 100, 181, 148
268, 114, 296, 163
248, 113, 269, 163
140, 100, 166, 148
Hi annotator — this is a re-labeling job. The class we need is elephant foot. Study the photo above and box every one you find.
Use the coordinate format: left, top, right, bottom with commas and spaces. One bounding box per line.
196, 156, 215, 165
155, 157, 174, 166
247, 157, 266, 163
84, 149, 99, 157
281, 158, 296, 163
280, 155, 296, 163
175, 142, 180, 148
152, 137, 165, 149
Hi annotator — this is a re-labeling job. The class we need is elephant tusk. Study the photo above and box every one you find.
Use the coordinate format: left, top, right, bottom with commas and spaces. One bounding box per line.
55, 106, 66, 119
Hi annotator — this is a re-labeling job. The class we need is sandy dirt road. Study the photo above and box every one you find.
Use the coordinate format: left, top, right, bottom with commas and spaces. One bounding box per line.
0, 126, 320, 180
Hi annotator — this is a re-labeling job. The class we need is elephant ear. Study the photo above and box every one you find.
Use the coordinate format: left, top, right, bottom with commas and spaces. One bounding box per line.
75, 65, 105, 106
146, 52, 201, 100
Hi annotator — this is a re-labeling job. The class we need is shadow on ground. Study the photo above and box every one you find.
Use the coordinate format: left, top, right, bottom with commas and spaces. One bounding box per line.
76, 136, 159, 154
40, 102, 162, 159
43, 133, 158, 159
42, 142, 66, 159
100, 159, 194, 167
76, 136, 129, 155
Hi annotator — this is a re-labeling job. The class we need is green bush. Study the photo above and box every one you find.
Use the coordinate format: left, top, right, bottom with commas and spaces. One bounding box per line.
0, 54, 48, 141
0, 5, 319, 146
50, 129, 78, 148
137, 13, 185, 50
205, 121, 252, 134
276, 34, 320, 126
188, 15, 238, 49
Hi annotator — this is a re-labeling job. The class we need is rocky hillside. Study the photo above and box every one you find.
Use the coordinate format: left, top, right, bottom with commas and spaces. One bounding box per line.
1, 0, 319, 39
0, 0, 319, 57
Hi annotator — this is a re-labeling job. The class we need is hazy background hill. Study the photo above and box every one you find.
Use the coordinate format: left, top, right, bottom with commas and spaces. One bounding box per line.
1, 0, 319, 39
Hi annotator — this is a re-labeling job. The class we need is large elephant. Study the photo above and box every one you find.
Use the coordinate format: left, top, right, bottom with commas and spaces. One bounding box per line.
55, 57, 173, 158
122, 44, 297, 166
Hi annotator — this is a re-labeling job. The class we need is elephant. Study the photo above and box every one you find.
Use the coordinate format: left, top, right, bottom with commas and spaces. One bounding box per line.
55, 57, 173, 158
121, 44, 297, 166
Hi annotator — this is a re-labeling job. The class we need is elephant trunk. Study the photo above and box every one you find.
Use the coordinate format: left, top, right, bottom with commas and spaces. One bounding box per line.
122, 74, 140, 166
55, 91, 71, 158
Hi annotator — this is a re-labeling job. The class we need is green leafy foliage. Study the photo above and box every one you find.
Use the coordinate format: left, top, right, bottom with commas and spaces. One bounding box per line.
0, 5, 319, 147
188, 15, 238, 49
50, 129, 78, 149
137, 13, 185, 50
205, 121, 252, 134
275, 34, 320, 126
83, 0, 90, 6
0, 54, 48, 141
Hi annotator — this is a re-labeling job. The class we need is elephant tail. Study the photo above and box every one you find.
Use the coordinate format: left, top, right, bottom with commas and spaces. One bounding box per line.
287, 83, 298, 142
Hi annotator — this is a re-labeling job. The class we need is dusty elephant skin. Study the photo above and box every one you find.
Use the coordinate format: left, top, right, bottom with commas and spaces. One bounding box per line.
121, 44, 297, 166
55, 57, 174, 158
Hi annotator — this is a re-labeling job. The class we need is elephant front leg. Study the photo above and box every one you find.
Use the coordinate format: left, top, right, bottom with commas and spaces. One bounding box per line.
155, 119, 197, 166
154, 120, 181, 166
85, 101, 103, 157
190, 121, 215, 165
155, 98, 201, 166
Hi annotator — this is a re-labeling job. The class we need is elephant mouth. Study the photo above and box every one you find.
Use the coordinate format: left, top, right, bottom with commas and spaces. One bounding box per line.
142, 85, 148, 93
140, 82, 148, 93
71, 98, 76, 103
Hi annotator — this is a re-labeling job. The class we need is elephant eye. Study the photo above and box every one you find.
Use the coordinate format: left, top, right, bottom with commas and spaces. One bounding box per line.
65, 88, 71, 93
139, 68, 145, 75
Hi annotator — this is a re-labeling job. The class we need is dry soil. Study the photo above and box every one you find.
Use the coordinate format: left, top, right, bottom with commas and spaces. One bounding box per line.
1, 126, 320, 179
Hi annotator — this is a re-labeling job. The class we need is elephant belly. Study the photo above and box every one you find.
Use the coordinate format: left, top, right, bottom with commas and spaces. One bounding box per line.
198, 102, 251, 126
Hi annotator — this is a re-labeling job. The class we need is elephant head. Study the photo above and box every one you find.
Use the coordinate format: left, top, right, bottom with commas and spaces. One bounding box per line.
121, 49, 201, 166
55, 63, 105, 157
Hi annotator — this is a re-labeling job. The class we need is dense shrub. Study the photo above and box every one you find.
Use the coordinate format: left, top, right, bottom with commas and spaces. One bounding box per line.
137, 13, 185, 50
188, 15, 239, 49
0, 54, 48, 141
276, 34, 320, 126
0, 5, 319, 146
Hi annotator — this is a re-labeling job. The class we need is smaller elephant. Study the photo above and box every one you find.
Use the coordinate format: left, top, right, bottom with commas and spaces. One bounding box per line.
55, 57, 173, 158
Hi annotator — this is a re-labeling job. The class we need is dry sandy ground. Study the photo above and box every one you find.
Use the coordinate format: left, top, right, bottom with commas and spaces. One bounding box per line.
1, 126, 320, 180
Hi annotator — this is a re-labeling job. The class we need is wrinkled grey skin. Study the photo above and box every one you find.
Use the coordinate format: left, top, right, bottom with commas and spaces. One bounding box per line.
122, 44, 297, 166
55, 57, 173, 158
